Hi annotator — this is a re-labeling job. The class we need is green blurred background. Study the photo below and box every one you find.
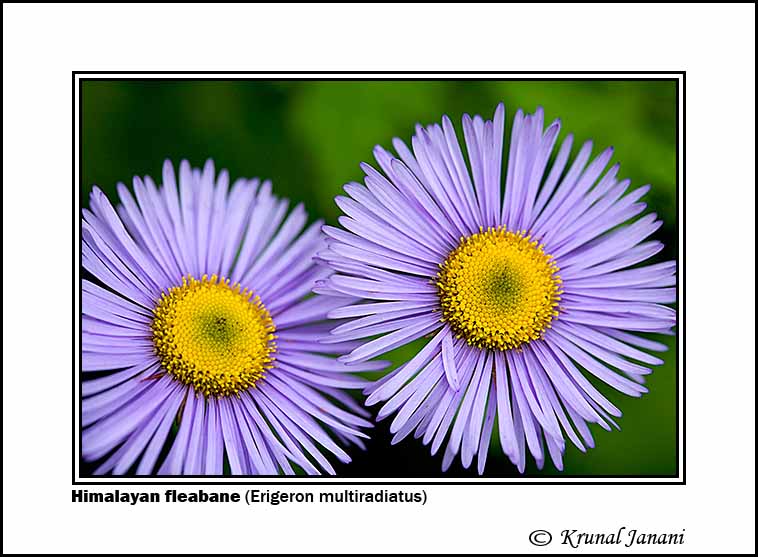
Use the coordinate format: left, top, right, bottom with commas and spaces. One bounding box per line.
81, 79, 678, 477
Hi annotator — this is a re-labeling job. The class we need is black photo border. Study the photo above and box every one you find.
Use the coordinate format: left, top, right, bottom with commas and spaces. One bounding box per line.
73, 71, 685, 486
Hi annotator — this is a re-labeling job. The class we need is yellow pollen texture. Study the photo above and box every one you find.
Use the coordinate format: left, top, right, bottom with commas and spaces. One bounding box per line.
437, 227, 562, 351
151, 274, 276, 397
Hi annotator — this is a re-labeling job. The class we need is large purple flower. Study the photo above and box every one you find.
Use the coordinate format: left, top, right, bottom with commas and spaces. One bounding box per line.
82, 160, 378, 475
318, 104, 676, 474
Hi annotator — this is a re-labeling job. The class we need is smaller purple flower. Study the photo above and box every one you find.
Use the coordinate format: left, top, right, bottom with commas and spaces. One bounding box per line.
318, 103, 676, 474
82, 159, 379, 475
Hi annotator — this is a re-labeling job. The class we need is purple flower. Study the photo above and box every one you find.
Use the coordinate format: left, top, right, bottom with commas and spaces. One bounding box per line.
318, 104, 676, 474
82, 159, 378, 475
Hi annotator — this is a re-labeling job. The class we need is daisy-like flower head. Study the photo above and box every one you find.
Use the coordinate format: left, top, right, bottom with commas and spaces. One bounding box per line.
318, 104, 676, 474
82, 159, 380, 475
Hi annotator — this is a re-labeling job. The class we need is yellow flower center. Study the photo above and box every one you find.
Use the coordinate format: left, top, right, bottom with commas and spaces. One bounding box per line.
151, 275, 276, 397
437, 227, 562, 351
